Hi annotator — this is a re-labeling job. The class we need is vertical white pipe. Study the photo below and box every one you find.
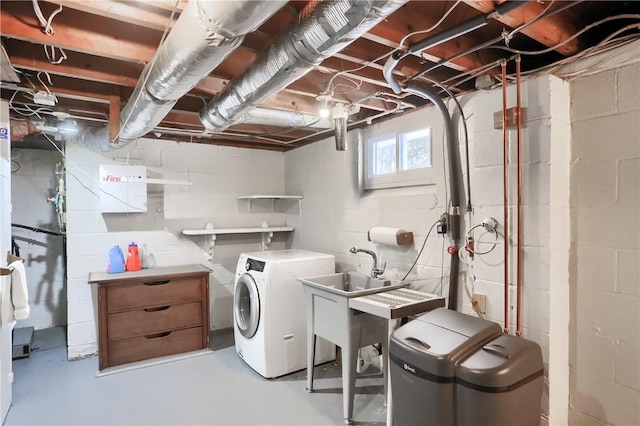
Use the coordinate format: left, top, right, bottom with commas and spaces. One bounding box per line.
0, 100, 14, 423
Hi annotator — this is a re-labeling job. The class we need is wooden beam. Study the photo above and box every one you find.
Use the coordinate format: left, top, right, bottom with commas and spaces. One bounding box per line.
359, 32, 466, 72
108, 94, 121, 145
0, 1, 159, 63
366, 1, 503, 72
462, 0, 580, 55
44, 0, 179, 32
5, 39, 143, 87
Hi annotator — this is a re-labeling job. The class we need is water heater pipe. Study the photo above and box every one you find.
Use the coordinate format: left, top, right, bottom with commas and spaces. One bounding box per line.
515, 56, 523, 336
501, 59, 510, 334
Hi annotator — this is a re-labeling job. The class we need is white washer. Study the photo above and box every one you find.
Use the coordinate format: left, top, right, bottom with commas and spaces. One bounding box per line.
234, 249, 336, 378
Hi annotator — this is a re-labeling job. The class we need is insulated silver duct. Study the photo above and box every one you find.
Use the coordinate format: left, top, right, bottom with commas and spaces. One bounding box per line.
236, 107, 333, 129
72, 0, 286, 151
199, 0, 408, 133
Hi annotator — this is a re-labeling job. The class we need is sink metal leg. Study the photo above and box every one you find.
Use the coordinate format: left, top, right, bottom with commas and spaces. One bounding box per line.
381, 336, 389, 406
342, 340, 358, 425
385, 319, 398, 426
306, 334, 317, 392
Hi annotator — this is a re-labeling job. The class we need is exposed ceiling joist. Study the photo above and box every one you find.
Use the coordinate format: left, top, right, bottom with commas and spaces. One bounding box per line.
462, 0, 581, 55
2, 0, 637, 151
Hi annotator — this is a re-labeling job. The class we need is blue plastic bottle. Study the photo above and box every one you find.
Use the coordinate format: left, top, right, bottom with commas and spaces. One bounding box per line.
107, 245, 125, 274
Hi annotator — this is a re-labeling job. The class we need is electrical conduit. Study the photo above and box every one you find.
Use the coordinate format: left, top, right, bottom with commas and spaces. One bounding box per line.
404, 81, 463, 310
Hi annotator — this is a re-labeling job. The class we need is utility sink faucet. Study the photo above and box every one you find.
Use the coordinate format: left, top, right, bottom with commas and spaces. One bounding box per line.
349, 247, 386, 278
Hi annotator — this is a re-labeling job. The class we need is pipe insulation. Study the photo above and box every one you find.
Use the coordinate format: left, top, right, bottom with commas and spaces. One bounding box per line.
69, 0, 286, 151
199, 0, 408, 133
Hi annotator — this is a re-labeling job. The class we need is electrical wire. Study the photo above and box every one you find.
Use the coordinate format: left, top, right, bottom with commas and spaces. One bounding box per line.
505, 0, 556, 46
11, 223, 65, 237
8, 91, 52, 118
321, 51, 392, 96
554, 34, 640, 79
320, 0, 462, 96
494, 14, 640, 56
464, 223, 499, 256
11, 160, 20, 173
32, 0, 63, 36
462, 268, 484, 318
441, 59, 500, 86
41, 133, 143, 210
519, 26, 640, 79
402, 220, 439, 282
398, 0, 462, 49
44, 44, 67, 65
37, 71, 56, 99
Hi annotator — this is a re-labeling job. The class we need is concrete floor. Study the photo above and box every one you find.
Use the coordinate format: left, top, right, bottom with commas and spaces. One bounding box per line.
5, 327, 387, 425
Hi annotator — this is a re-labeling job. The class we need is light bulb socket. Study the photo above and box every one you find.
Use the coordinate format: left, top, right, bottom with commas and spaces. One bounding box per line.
316, 94, 331, 118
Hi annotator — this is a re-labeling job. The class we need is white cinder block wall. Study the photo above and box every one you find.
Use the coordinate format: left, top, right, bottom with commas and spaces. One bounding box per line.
285, 75, 560, 420
65, 138, 287, 359
285, 107, 448, 288
568, 62, 640, 426
59, 43, 638, 424
10, 149, 66, 330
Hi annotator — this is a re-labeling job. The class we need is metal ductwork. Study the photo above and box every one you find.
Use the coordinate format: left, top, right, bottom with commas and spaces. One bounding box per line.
71, 0, 286, 151
332, 103, 349, 150
199, 0, 408, 133
236, 107, 333, 129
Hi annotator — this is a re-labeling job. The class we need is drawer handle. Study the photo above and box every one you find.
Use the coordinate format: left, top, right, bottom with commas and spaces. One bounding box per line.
143, 279, 171, 286
144, 331, 172, 339
144, 305, 171, 312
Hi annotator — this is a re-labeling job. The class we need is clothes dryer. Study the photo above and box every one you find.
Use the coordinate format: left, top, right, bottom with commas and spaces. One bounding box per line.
234, 249, 336, 378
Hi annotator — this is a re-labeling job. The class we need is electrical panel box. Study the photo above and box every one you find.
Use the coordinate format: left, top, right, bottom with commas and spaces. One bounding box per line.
99, 164, 147, 213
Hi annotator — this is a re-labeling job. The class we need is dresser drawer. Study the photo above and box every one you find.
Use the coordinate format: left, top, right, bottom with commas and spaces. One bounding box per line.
107, 301, 203, 340
106, 277, 203, 312
107, 326, 204, 367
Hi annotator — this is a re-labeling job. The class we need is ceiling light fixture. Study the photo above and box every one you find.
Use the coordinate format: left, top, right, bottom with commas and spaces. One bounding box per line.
316, 94, 331, 118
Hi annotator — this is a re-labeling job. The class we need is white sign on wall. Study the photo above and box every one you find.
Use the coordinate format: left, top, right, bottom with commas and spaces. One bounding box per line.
99, 164, 147, 213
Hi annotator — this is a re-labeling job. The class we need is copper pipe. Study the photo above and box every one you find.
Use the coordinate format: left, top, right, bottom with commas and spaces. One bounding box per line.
501, 59, 509, 334
515, 56, 523, 337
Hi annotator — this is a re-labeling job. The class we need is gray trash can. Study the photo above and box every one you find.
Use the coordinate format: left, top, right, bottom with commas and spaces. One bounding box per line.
456, 333, 544, 426
389, 308, 502, 426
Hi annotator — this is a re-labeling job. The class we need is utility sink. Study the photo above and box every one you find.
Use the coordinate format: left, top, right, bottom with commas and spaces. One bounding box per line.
299, 272, 409, 424
298, 271, 407, 298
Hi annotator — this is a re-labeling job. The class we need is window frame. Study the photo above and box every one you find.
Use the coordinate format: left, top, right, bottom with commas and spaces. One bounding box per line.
364, 125, 436, 190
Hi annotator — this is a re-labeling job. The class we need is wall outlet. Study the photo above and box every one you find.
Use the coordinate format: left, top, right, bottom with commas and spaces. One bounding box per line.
472, 293, 487, 314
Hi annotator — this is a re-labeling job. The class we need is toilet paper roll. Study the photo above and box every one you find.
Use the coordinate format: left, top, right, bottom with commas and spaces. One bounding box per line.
368, 227, 414, 246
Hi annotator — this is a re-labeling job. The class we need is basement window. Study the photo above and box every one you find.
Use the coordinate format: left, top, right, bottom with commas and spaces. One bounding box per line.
365, 127, 433, 190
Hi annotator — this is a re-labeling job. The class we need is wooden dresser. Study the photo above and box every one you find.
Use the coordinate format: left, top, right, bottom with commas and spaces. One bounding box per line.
88, 264, 210, 371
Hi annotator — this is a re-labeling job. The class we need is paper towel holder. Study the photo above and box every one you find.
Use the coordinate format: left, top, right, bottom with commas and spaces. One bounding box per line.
367, 228, 414, 246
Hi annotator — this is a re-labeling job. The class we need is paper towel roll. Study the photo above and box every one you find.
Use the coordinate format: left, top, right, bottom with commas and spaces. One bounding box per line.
368, 227, 414, 246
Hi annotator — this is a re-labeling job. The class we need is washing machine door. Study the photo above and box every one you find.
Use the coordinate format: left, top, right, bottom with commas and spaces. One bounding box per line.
235, 273, 260, 339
